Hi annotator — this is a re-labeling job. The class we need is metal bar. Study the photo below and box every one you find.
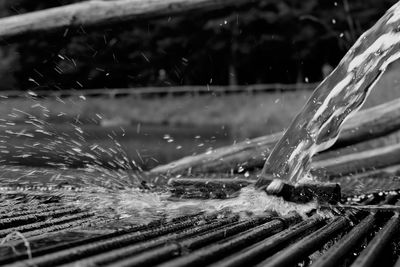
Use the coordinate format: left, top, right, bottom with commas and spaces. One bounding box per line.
256, 216, 349, 267
65, 216, 241, 267
0, 211, 95, 237
0, 218, 111, 265
0, 202, 65, 214
0, 204, 74, 219
209, 215, 326, 267
10, 216, 101, 239
106, 215, 273, 267
0, 213, 204, 265
311, 213, 376, 267
157, 214, 301, 267
350, 212, 400, 267
339, 204, 400, 211
0, 207, 81, 229
6, 213, 218, 267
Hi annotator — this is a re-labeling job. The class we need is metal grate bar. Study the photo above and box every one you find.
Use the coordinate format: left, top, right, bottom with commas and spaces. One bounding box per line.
0, 202, 65, 215
350, 212, 400, 267
0, 207, 82, 229
3, 188, 400, 267
4, 213, 219, 267
311, 213, 376, 267
157, 214, 301, 267
0, 192, 62, 203
0, 204, 76, 220
10, 216, 102, 239
0, 217, 112, 266
65, 215, 241, 267
0, 213, 205, 265
256, 215, 350, 267
0, 211, 95, 237
106, 215, 273, 267
210, 215, 326, 267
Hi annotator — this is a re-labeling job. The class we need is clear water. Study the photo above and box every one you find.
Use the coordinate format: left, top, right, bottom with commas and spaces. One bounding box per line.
261, 1, 400, 183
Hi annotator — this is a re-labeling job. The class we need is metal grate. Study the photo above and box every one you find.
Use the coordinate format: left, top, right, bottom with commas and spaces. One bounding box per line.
0, 190, 400, 266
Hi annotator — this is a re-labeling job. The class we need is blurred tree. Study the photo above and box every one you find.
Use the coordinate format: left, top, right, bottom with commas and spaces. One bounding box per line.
0, 0, 397, 90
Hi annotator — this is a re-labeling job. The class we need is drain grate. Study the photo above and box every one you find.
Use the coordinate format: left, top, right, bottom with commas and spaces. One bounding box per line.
0, 189, 400, 266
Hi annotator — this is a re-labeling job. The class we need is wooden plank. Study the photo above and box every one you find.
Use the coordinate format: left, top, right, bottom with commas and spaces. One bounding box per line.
337, 99, 400, 147
311, 143, 400, 178
151, 132, 280, 174
0, 0, 258, 40
150, 98, 400, 175
314, 129, 400, 161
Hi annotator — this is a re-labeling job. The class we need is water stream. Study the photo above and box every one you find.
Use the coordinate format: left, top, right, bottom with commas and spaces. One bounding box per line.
259, 1, 400, 185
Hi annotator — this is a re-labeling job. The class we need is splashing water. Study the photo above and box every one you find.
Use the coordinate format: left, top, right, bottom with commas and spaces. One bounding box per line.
0, 94, 143, 188
67, 185, 319, 224
259, 2, 400, 184
0, 94, 316, 221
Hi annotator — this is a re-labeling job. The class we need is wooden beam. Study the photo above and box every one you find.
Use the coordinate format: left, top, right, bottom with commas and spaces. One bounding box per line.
0, 83, 318, 99
311, 143, 400, 178
336, 98, 400, 147
0, 0, 257, 40
150, 98, 400, 175
150, 132, 280, 174
314, 129, 400, 162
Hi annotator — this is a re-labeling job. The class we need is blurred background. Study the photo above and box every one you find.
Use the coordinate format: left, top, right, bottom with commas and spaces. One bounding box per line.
0, 0, 400, 170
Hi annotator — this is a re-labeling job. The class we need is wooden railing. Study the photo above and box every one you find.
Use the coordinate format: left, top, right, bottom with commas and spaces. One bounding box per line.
0, 83, 318, 99
0, 0, 260, 41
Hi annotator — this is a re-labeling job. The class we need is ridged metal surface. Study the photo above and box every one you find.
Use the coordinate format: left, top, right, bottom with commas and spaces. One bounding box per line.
1, 189, 400, 266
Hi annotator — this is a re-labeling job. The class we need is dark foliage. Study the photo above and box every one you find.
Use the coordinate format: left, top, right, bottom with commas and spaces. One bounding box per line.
0, 0, 397, 90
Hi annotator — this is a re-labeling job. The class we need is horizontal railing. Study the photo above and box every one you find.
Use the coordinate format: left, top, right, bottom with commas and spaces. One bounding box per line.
0, 83, 318, 99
